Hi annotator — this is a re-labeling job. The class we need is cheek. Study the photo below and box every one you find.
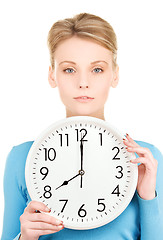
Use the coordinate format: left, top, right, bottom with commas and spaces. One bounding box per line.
56, 71, 74, 92
57, 80, 73, 101
96, 79, 111, 99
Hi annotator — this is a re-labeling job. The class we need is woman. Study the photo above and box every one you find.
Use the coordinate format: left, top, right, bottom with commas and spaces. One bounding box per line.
1, 12, 163, 240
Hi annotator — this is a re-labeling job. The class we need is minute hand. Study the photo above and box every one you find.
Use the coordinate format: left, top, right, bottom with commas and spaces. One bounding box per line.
80, 139, 85, 188
80, 140, 83, 171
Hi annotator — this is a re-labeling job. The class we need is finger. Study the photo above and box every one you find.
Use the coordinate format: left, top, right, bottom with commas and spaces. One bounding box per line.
130, 157, 157, 173
130, 156, 149, 164
123, 139, 135, 148
124, 133, 139, 147
30, 226, 64, 236
29, 212, 63, 226
25, 201, 51, 214
126, 146, 154, 159
27, 221, 64, 231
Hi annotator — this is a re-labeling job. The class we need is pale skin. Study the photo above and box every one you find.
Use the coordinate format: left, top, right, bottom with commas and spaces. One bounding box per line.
20, 201, 64, 240
20, 36, 158, 239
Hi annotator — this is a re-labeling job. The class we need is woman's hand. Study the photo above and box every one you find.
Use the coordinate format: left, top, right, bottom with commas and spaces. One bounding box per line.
20, 200, 64, 240
123, 134, 158, 200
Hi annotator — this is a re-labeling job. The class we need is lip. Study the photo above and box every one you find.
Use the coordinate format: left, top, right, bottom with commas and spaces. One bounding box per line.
74, 96, 94, 103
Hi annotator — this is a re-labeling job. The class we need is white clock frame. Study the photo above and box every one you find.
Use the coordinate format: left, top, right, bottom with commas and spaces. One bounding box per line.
25, 116, 138, 230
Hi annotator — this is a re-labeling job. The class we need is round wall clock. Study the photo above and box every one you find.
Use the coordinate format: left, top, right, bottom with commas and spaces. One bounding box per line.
25, 116, 138, 230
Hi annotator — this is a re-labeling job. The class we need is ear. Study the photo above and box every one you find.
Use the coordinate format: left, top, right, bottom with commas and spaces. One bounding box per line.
48, 66, 57, 88
111, 65, 119, 88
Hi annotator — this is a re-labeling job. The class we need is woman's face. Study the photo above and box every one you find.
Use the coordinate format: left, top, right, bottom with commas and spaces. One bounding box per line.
48, 36, 119, 120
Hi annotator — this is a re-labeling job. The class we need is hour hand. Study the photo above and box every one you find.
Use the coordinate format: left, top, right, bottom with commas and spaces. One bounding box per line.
55, 180, 69, 190
55, 173, 80, 190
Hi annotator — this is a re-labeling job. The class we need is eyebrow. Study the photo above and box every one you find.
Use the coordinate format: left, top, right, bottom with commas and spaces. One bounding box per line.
59, 60, 108, 65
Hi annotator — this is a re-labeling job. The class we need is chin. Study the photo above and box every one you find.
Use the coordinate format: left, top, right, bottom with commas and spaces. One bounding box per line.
68, 107, 101, 118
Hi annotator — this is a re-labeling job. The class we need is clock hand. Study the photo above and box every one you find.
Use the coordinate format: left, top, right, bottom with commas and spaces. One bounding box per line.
55, 173, 80, 190
80, 134, 85, 188
80, 138, 83, 171
80, 175, 83, 188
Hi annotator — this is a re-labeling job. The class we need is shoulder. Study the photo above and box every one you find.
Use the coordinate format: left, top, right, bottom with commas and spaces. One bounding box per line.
7, 141, 34, 164
134, 139, 155, 149
13, 140, 34, 153
4, 141, 34, 197
5, 141, 34, 177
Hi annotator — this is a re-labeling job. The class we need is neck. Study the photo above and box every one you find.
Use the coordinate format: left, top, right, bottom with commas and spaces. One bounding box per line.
66, 108, 105, 121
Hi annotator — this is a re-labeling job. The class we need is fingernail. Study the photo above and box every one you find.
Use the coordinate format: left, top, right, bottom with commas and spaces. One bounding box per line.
123, 138, 126, 141
126, 133, 129, 136
56, 220, 63, 225
130, 160, 135, 163
45, 207, 50, 212
58, 225, 64, 229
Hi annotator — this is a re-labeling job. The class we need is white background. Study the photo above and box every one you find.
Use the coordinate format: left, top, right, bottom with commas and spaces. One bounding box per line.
0, 0, 163, 234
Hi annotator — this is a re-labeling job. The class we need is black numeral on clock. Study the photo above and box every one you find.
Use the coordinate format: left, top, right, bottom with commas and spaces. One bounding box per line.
57, 198, 110, 217
111, 185, 120, 197
99, 133, 102, 146
97, 198, 106, 212
59, 199, 68, 212
115, 166, 123, 179
43, 185, 52, 199
43, 148, 56, 161
59, 134, 69, 146
75, 128, 88, 141
112, 147, 120, 160
40, 167, 49, 180
78, 204, 87, 218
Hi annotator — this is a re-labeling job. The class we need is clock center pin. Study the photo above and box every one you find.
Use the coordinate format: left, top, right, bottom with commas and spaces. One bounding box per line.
79, 170, 85, 175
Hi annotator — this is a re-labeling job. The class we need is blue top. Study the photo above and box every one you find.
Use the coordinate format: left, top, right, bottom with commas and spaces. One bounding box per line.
1, 140, 163, 240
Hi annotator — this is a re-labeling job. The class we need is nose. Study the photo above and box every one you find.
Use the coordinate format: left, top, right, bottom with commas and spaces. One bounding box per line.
79, 85, 88, 88
79, 73, 89, 89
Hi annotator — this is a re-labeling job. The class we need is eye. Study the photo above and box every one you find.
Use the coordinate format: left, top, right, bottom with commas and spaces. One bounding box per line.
93, 68, 103, 73
63, 68, 75, 73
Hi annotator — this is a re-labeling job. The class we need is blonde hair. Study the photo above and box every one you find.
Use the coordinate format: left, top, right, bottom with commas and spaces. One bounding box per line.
47, 12, 118, 70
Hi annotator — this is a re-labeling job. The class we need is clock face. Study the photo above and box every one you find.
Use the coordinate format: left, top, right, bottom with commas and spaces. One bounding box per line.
25, 116, 138, 230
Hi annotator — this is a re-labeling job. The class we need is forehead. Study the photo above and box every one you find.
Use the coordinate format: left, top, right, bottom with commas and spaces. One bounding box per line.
54, 36, 112, 65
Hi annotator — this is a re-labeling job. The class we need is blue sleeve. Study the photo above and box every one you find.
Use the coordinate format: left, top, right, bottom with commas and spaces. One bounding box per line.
136, 145, 163, 240
1, 146, 27, 240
